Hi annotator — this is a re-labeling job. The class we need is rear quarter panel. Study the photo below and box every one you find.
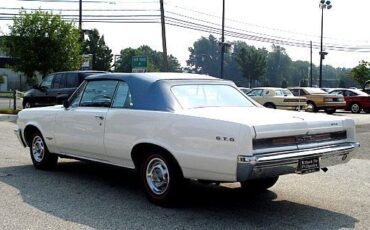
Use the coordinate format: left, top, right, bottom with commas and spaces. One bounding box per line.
104, 109, 254, 182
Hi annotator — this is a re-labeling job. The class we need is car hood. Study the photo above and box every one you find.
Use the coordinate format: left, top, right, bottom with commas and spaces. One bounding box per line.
178, 107, 352, 139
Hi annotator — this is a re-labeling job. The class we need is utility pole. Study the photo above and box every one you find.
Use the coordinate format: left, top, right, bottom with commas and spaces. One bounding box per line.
160, 0, 168, 72
319, 7, 324, 88
310, 41, 313, 87
79, 0, 83, 41
220, 0, 225, 79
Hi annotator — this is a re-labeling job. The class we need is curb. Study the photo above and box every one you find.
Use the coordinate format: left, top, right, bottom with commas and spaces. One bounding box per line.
0, 114, 18, 122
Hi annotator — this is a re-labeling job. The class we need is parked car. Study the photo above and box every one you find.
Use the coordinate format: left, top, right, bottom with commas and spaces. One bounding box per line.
289, 87, 345, 114
238, 87, 251, 94
22, 70, 107, 108
15, 73, 359, 206
247, 87, 306, 110
329, 88, 370, 113
363, 80, 370, 94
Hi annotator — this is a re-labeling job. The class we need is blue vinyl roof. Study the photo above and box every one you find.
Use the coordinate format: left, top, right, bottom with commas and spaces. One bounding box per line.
84, 72, 233, 112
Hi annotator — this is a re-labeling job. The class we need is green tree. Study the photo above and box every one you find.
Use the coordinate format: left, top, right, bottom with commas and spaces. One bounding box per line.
83, 29, 113, 71
351, 60, 370, 86
4, 10, 82, 78
187, 35, 220, 76
281, 79, 288, 88
115, 45, 180, 72
235, 46, 267, 88
266, 45, 292, 86
290, 61, 310, 86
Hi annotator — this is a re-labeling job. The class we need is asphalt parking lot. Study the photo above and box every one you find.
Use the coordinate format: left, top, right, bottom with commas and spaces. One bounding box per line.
0, 112, 369, 229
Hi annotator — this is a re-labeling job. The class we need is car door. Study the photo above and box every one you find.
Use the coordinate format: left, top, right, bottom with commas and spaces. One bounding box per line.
104, 81, 135, 167
54, 80, 118, 161
247, 89, 264, 104
47, 73, 67, 105
33, 74, 54, 106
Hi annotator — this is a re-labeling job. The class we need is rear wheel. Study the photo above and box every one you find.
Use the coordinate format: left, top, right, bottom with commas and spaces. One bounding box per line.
325, 108, 336, 114
264, 103, 276, 109
29, 131, 58, 170
241, 176, 279, 192
350, 103, 361, 113
140, 152, 184, 206
306, 101, 318, 112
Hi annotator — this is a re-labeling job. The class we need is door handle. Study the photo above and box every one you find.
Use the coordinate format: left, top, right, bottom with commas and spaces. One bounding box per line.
95, 115, 104, 120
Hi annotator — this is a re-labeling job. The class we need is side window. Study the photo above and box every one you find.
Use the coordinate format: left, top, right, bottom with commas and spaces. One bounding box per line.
66, 73, 79, 88
290, 89, 299, 96
344, 91, 356, 96
40, 74, 54, 89
299, 89, 307, 96
80, 80, 118, 108
274, 90, 284, 96
70, 82, 87, 107
112, 82, 133, 108
52, 74, 66, 89
333, 90, 343, 95
247, 89, 263, 96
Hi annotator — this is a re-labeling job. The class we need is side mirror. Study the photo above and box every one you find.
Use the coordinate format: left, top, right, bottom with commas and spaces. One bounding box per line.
63, 100, 70, 108
32, 85, 39, 89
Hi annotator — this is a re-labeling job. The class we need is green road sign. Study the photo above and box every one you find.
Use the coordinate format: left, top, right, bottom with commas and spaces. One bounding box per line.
132, 56, 148, 69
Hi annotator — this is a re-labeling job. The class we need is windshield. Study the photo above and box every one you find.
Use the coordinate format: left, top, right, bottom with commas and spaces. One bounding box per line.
171, 84, 255, 109
305, 88, 327, 94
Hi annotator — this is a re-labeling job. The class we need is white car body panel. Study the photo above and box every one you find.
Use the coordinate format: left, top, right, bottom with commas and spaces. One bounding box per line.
15, 73, 359, 183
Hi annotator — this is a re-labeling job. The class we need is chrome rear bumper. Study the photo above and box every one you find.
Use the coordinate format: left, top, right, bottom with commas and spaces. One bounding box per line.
237, 142, 360, 181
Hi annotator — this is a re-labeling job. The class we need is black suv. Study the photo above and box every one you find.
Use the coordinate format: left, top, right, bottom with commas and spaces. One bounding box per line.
23, 70, 107, 108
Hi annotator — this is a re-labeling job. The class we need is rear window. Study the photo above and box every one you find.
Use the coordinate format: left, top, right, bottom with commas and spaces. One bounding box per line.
171, 84, 255, 109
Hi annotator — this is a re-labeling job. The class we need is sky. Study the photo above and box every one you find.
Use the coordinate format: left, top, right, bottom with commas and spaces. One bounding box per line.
1, 0, 370, 69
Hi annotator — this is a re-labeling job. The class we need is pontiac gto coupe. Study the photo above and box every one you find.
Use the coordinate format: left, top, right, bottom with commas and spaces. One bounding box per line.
15, 73, 360, 206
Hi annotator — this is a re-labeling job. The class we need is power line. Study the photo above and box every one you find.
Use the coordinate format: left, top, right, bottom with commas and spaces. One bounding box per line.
0, 7, 159, 12
2, 5, 370, 53
164, 1, 369, 45
165, 17, 370, 53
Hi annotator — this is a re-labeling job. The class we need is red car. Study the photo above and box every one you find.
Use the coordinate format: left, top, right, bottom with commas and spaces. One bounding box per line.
329, 88, 370, 113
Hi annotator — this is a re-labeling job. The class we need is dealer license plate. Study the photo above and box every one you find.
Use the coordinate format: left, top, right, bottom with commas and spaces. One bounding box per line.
297, 157, 320, 174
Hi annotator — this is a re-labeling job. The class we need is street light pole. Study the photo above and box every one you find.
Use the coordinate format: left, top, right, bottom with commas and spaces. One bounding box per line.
318, 0, 332, 88
220, 0, 225, 79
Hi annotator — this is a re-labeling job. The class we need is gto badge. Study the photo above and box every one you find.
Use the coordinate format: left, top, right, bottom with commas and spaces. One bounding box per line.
216, 136, 235, 142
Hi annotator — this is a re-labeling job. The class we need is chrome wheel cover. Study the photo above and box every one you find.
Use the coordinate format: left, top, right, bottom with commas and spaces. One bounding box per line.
146, 158, 170, 195
351, 104, 360, 113
25, 102, 31, 108
32, 136, 44, 162
306, 103, 314, 112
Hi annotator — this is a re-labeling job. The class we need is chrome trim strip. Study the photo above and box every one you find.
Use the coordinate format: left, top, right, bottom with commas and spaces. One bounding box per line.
14, 129, 27, 147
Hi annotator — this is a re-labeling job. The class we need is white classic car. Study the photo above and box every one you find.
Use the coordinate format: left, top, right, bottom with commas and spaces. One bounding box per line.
15, 73, 360, 206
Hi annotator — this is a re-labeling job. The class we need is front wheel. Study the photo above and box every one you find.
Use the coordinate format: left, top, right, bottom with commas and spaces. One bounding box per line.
30, 132, 58, 170
140, 152, 184, 206
240, 176, 279, 192
23, 100, 33, 109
